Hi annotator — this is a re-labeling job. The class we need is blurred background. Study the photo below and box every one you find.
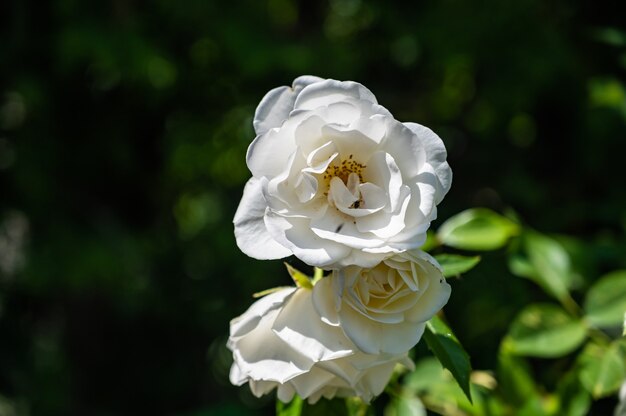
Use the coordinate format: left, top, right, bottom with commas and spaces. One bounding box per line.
1, 0, 625, 415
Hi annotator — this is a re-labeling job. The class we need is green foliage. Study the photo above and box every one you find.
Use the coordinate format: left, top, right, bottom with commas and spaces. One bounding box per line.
584, 270, 626, 328
504, 304, 587, 358
1, 0, 625, 414
513, 232, 576, 304
437, 209, 520, 251
497, 348, 537, 405
301, 398, 359, 416
284, 263, 314, 289
434, 254, 481, 278
402, 357, 477, 415
277, 396, 303, 416
554, 370, 591, 416
424, 316, 473, 402
578, 339, 626, 399
384, 396, 426, 416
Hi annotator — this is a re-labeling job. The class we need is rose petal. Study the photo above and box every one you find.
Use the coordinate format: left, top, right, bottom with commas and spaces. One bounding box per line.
380, 118, 426, 179
311, 275, 342, 326
365, 151, 403, 213
356, 361, 398, 400
295, 172, 318, 203
264, 213, 351, 267
233, 178, 293, 260
339, 304, 426, 354
254, 75, 323, 135
229, 287, 296, 340
249, 380, 279, 397
311, 210, 385, 249
355, 186, 411, 239
272, 289, 355, 362
404, 122, 452, 203
231, 307, 314, 383
294, 79, 378, 111
288, 366, 337, 399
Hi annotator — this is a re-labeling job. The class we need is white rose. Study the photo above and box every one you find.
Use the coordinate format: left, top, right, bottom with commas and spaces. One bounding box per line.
313, 250, 451, 354
228, 286, 414, 404
234, 76, 452, 268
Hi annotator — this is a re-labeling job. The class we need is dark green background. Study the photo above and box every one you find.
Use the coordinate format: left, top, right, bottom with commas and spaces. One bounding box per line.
1, 0, 625, 414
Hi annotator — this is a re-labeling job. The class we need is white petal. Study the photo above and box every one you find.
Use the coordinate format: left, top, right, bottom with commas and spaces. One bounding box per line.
304, 141, 338, 172
318, 101, 362, 125
229, 287, 296, 340
229, 361, 246, 385
272, 288, 355, 362
380, 118, 426, 179
248, 111, 318, 179
355, 186, 411, 239
357, 183, 387, 211
328, 177, 358, 209
365, 151, 403, 213
355, 361, 398, 399
314, 359, 360, 387
348, 350, 408, 371
294, 79, 378, 111
288, 366, 337, 399
339, 304, 426, 354
294, 114, 329, 155
311, 210, 385, 249
311, 275, 341, 326
336, 250, 389, 269
231, 308, 314, 383
249, 380, 279, 397
233, 178, 293, 260
416, 172, 437, 218
276, 384, 296, 403
405, 279, 451, 322
320, 124, 380, 163
264, 212, 351, 267
254, 75, 323, 135
295, 172, 318, 203
404, 122, 452, 203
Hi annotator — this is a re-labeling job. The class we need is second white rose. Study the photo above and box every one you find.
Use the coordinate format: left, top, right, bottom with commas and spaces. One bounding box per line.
228, 250, 450, 402
313, 250, 451, 354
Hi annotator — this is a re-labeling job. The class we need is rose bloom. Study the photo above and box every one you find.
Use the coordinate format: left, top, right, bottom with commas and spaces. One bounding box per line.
234, 76, 452, 268
313, 250, 451, 354
228, 287, 414, 404
228, 251, 449, 403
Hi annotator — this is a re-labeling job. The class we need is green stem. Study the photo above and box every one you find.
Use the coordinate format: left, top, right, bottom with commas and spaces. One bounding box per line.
560, 293, 582, 317
312, 267, 324, 284
586, 325, 613, 345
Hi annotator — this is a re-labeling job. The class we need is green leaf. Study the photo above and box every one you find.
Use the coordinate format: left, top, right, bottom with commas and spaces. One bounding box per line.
385, 396, 426, 416
504, 304, 587, 358
345, 397, 373, 416
522, 232, 574, 302
252, 286, 291, 298
497, 347, 538, 406
555, 370, 591, 416
433, 254, 481, 278
579, 339, 626, 398
284, 263, 313, 289
584, 270, 626, 328
301, 398, 349, 416
312, 267, 325, 285
424, 315, 472, 402
507, 253, 536, 280
420, 231, 439, 252
277, 396, 303, 416
437, 208, 520, 251
402, 358, 478, 415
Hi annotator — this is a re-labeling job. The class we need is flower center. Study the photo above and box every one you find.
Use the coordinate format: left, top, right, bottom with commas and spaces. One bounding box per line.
322, 154, 366, 186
